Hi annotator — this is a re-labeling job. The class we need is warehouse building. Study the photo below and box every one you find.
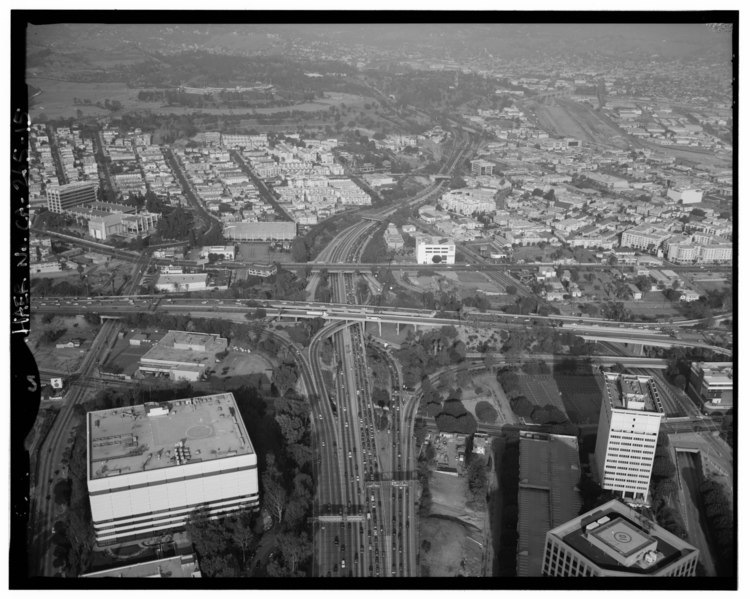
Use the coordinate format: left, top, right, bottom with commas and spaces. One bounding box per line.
223, 221, 297, 241
139, 330, 228, 381
516, 432, 582, 577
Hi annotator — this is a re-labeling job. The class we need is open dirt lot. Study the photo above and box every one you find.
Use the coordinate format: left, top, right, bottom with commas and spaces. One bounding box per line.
28, 314, 100, 373
419, 472, 485, 577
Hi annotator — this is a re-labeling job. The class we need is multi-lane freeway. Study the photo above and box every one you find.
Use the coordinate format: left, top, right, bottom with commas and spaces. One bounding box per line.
30, 296, 732, 357
28, 253, 151, 577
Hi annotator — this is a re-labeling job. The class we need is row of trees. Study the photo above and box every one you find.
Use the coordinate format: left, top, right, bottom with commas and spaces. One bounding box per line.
649, 433, 688, 540
698, 479, 735, 576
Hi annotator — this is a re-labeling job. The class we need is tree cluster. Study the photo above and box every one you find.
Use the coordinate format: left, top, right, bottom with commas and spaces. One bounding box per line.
434, 396, 477, 435
698, 479, 735, 575
394, 326, 465, 389
465, 453, 489, 507
496, 368, 569, 425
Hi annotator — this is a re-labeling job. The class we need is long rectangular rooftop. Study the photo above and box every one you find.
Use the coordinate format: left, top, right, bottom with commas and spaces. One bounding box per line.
602, 373, 663, 414
88, 393, 253, 480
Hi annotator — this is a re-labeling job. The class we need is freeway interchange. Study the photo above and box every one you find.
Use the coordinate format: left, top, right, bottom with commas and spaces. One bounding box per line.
27, 124, 732, 580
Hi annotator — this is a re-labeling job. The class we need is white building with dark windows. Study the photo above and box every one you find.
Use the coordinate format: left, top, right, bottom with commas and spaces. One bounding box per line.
594, 373, 664, 503
416, 235, 456, 264
542, 499, 699, 577
86, 393, 259, 545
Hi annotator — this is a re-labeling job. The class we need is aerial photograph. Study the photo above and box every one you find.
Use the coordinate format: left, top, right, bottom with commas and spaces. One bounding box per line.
10, 12, 736, 589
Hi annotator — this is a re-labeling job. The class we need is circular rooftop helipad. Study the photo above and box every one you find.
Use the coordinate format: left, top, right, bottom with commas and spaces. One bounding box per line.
186, 424, 214, 439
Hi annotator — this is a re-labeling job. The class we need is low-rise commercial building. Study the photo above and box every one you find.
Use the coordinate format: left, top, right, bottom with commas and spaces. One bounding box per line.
155, 273, 208, 293
200, 245, 237, 261
416, 235, 456, 264
139, 330, 228, 381
688, 362, 733, 411
223, 221, 297, 241
384, 223, 404, 250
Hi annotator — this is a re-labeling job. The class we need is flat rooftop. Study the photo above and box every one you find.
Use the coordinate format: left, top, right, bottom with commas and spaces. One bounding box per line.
561, 512, 681, 573
88, 393, 253, 480
517, 432, 581, 577
82, 555, 199, 578
156, 273, 208, 284
140, 330, 226, 368
603, 373, 663, 414
417, 235, 454, 246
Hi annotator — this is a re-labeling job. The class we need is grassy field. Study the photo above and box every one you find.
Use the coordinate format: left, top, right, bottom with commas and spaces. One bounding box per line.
28, 77, 140, 120
517, 375, 567, 413
553, 372, 603, 425
27, 76, 373, 122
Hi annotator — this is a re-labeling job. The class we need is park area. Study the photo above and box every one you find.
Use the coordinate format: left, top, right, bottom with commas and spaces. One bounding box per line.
460, 373, 518, 427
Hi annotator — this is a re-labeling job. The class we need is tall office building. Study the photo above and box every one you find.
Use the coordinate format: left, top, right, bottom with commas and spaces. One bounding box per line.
87, 393, 259, 544
46, 180, 98, 213
542, 499, 699, 577
594, 373, 664, 503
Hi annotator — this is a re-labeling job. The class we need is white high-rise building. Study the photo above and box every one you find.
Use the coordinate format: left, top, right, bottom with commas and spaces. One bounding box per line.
594, 373, 664, 503
87, 393, 259, 544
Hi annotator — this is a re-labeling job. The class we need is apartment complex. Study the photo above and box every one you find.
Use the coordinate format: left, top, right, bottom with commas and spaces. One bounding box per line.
139, 330, 228, 381
86, 393, 259, 544
542, 499, 699, 577
416, 235, 456, 264
46, 180, 98, 213
664, 234, 732, 264
594, 373, 664, 503
439, 187, 497, 215
620, 224, 672, 253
